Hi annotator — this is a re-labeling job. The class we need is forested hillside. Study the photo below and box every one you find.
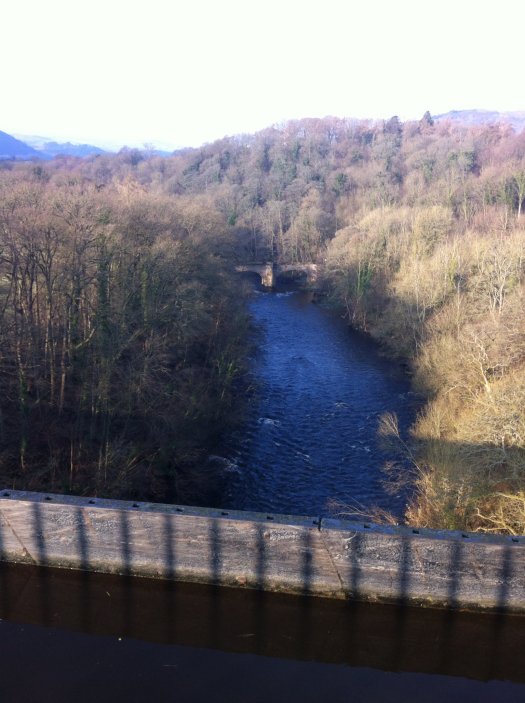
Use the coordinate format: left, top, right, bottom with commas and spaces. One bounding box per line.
0, 173, 249, 501
1, 112, 525, 532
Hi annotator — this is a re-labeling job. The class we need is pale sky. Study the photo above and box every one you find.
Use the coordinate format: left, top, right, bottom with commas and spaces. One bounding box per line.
2, 0, 524, 149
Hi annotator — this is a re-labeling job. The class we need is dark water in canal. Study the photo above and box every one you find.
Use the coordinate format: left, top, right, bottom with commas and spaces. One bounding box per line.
213, 288, 420, 518
0, 563, 524, 702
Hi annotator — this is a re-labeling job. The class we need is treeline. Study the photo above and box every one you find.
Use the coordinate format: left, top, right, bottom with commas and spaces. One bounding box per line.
0, 175, 248, 501
2, 112, 525, 531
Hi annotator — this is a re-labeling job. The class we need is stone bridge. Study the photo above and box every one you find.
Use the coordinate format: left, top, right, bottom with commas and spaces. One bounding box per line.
235, 262, 319, 288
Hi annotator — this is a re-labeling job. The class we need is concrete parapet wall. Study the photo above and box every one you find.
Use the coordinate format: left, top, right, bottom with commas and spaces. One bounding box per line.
0, 490, 523, 612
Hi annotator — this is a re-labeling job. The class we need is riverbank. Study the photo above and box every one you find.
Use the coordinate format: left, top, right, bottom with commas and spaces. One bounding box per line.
323, 221, 525, 535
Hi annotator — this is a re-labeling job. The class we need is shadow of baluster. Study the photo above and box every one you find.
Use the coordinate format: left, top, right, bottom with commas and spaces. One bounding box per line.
207, 517, 223, 649
338, 528, 364, 666
486, 544, 515, 680
159, 511, 178, 643
447, 539, 463, 608
297, 527, 314, 659
253, 522, 268, 655
391, 535, 412, 670
118, 508, 134, 638
0, 497, 6, 617
31, 500, 52, 626
74, 506, 93, 632
435, 538, 464, 674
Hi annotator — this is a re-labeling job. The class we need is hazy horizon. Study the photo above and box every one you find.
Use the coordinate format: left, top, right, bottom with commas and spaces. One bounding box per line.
3, 0, 525, 150
8, 108, 525, 154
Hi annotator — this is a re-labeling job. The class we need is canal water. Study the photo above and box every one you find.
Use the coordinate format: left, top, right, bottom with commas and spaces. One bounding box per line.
0, 563, 524, 702
212, 288, 420, 519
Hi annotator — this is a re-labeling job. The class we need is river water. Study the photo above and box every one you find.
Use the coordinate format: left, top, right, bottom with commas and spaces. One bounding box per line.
213, 288, 420, 518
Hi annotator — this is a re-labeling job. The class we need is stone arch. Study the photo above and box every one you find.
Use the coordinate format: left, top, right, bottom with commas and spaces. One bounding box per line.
275, 263, 318, 285
235, 263, 274, 287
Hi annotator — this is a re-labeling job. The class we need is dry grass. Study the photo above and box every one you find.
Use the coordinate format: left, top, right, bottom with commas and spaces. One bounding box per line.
326, 221, 525, 534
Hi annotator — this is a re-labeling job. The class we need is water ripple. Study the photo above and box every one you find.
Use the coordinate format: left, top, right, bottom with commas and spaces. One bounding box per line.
216, 290, 421, 519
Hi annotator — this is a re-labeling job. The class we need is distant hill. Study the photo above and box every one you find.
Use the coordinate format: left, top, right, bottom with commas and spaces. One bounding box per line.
14, 134, 108, 158
434, 110, 525, 132
39, 141, 107, 158
0, 130, 41, 159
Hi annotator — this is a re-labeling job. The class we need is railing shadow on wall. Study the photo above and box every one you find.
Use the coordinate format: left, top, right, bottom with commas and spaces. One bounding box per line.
0, 491, 524, 683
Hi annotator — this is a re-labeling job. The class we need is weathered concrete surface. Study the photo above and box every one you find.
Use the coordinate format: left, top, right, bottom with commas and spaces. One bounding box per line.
0, 491, 338, 596
320, 519, 524, 611
0, 490, 523, 611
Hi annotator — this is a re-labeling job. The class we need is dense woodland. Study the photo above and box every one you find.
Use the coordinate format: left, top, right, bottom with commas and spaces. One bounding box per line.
0, 174, 249, 502
1, 112, 525, 533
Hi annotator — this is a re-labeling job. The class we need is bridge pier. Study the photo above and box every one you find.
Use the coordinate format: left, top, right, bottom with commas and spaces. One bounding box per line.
260, 263, 274, 287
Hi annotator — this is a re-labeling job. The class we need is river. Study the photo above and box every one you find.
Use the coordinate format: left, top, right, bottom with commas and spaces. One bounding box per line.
211, 287, 420, 519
